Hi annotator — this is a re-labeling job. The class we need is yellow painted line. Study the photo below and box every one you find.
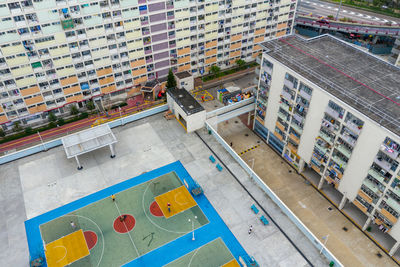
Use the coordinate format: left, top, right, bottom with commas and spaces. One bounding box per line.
239, 145, 260, 156
175, 117, 187, 132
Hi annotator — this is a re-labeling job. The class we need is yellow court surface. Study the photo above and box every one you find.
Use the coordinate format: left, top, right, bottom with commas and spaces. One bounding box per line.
222, 259, 241, 267
155, 185, 197, 219
45, 229, 89, 267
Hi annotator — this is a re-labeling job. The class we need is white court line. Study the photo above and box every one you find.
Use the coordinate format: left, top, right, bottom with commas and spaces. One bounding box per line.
113, 201, 140, 256
188, 247, 201, 267
53, 246, 67, 263
63, 214, 105, 267
174, 191, 190, 205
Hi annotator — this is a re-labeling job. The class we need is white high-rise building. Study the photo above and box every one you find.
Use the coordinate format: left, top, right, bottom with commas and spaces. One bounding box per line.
254, 34, 400, 256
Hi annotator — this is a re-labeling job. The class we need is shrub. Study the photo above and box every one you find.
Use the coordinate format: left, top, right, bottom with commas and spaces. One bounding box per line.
0, 128, 5, 138
57, 118, 65, 126
79, 112, 89, 119
24, 127, 33, 135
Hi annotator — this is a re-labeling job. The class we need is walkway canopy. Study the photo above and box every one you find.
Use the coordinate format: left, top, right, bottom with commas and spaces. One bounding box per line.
61, 124, 117, 169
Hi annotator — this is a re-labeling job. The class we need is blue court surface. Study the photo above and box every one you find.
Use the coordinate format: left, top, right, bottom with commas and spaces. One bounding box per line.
25, 161, 249, 266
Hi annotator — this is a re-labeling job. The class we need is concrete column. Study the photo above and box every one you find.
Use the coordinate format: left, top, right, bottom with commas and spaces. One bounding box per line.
75, 156, 83, 170
372, 35, 379, 44
339, 195, 347, 210
247, 112, 251, 126
390, 241, 400, 256
318, 28, 323, 35
362, 217, 372, 231
110, 144, 116, 158
317, 177, 325, 190
298, 159, 305, 173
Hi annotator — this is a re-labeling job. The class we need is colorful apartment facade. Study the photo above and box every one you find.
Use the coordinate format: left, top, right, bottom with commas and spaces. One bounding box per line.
254, 35, 400, 256
0, 0, 296, 129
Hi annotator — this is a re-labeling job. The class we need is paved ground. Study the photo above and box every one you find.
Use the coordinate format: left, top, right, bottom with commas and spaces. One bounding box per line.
197, 73, 257, 113
298, 0, 400, 25
218, 116, 398, 267
0, 113, 327, 266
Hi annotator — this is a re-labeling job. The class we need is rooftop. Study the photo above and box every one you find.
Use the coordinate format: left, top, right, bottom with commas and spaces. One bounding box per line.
0, 114, 327, 266
167, 87, 205, 115
175, 71, 192, 79
261, 34, 400, 137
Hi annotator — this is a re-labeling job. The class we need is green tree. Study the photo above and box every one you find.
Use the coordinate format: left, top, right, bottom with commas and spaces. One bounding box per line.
86, 101, 95, 111
70, 105, 79, 116
0, 128, 5, 138
12, 121, 22, 133
48, 112, 57, 123
235, 59, 246, 70
209, 65, 221, 78
166, 69, 177, 89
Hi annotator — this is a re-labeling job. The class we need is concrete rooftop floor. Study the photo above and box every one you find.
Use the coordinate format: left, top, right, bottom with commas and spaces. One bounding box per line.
217, 116, 398, 267
0, 113, 327, 266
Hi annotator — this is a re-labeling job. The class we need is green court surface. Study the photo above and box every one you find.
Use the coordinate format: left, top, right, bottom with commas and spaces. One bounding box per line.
39, 172, 209, 266
165, 238, 237, 267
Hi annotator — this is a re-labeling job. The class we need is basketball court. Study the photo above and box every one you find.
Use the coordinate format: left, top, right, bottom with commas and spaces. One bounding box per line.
25, 161, 247, 266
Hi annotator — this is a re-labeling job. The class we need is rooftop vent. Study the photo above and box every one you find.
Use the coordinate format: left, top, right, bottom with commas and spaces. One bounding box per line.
188, 105, 194, 109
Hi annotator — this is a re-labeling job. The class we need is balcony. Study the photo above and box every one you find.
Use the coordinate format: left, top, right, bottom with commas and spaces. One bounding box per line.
319, 131, 334, 145
289, 133, 300, 144
336, 145, 352, 159
325, 106, 341, 120
380, 208, 398, 225
357, 189, 373, 204
290, 122, 303, 135
363, 179, 382, 198
287, 142, 297, 153
283, 79, 295, 89
345, 121, 362, 136
276, 120, 286, 132
353, 198, 369, 214
381, 144, 400, 160
281, 91, 292, 101
374, 157, 394, 173
331, 155, 347, 169
299, 89, 311, 101
368, 168, 387, 185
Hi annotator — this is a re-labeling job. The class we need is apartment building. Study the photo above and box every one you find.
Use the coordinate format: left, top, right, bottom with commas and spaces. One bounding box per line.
389, 37, 400, 67
0, 0, 296, 131
254, 34, 400, 256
